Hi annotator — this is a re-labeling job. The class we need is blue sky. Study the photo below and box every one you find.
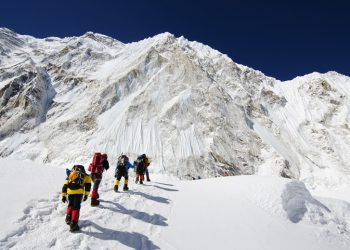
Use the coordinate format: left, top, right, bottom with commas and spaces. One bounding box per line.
1, 0, 349, 80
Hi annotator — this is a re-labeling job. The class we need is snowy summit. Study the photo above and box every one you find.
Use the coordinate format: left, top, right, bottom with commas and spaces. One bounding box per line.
0, 28, 349, 249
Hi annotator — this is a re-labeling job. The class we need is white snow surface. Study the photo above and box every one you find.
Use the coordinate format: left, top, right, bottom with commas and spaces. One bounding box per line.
0, 158, 349, 250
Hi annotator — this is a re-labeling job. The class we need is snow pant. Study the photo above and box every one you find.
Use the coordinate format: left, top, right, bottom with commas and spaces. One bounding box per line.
115, 172, 128, 182
114, 179, 129, 185
91, 173, 102, 199
114, 172, 129, 189
66, 194, 83, 223
145, 167, 150, 181
136, 174, 145, 184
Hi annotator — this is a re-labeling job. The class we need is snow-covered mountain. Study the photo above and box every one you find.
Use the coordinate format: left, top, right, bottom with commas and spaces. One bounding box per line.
1, 27, 350, 250
0, 27, 349, 189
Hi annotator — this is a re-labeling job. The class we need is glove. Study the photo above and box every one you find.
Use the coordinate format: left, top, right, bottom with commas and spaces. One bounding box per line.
62, 196, 67, 203
83, 195, 88, 201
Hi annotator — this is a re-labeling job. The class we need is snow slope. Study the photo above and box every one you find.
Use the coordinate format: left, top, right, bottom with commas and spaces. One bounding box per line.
0, 159, 349, 250
0, 158, 63, 240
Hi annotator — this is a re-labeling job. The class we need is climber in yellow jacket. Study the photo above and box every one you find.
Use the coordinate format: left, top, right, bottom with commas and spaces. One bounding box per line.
61, 165, 91, 232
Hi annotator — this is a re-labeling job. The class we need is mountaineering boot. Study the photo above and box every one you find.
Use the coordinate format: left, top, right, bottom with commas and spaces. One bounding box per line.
114, 185, 119, 192
123, 184, 129, 191
65, 206, 72, 225
70, 210, 80, 232
135, 177, 139, 184
140, 179, 143, 184
65, 214, 72, 225
91, 189, 99, 199
147, 178, 151, 182
91, 198, 100, 206
70, 221, 80, 232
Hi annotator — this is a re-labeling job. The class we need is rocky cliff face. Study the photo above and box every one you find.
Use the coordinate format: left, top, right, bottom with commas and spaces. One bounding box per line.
0, 28, 349, 188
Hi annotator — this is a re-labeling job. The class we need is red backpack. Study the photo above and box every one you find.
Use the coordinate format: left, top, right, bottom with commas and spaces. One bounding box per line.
88, 152, 103, 174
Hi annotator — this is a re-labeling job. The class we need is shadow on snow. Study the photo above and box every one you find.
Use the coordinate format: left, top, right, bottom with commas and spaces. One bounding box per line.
79, 220, 160, 249
281, 181, 331, 223
153, 182, 175, 187
152, 185, 179, 192
100, 201, 168, 226
128, 190, 170, 204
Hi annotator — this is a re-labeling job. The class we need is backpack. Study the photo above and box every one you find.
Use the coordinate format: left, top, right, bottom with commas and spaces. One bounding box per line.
134, 155, 147, 174
136, 154, 150, 166
117, 155, 129, 171
88, 152, 103, 174
66, 165, 85, 186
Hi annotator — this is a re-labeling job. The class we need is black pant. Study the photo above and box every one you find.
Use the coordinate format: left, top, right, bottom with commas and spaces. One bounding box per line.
146, 167, 150, 180
91, 173, 102, 190
116, 171, 128, 181
68, 194, 83, 210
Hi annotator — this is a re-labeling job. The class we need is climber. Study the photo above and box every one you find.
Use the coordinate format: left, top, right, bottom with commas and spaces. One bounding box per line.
114, 154, 134, 192
61, 165, 91, 232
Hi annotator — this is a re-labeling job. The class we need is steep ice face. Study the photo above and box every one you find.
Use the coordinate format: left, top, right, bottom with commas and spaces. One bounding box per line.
0, 28, 349, 188
0, 28, 25, 55
0, 64, 55, 139
270, 72, 350, 189
85, 34, 270, 178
